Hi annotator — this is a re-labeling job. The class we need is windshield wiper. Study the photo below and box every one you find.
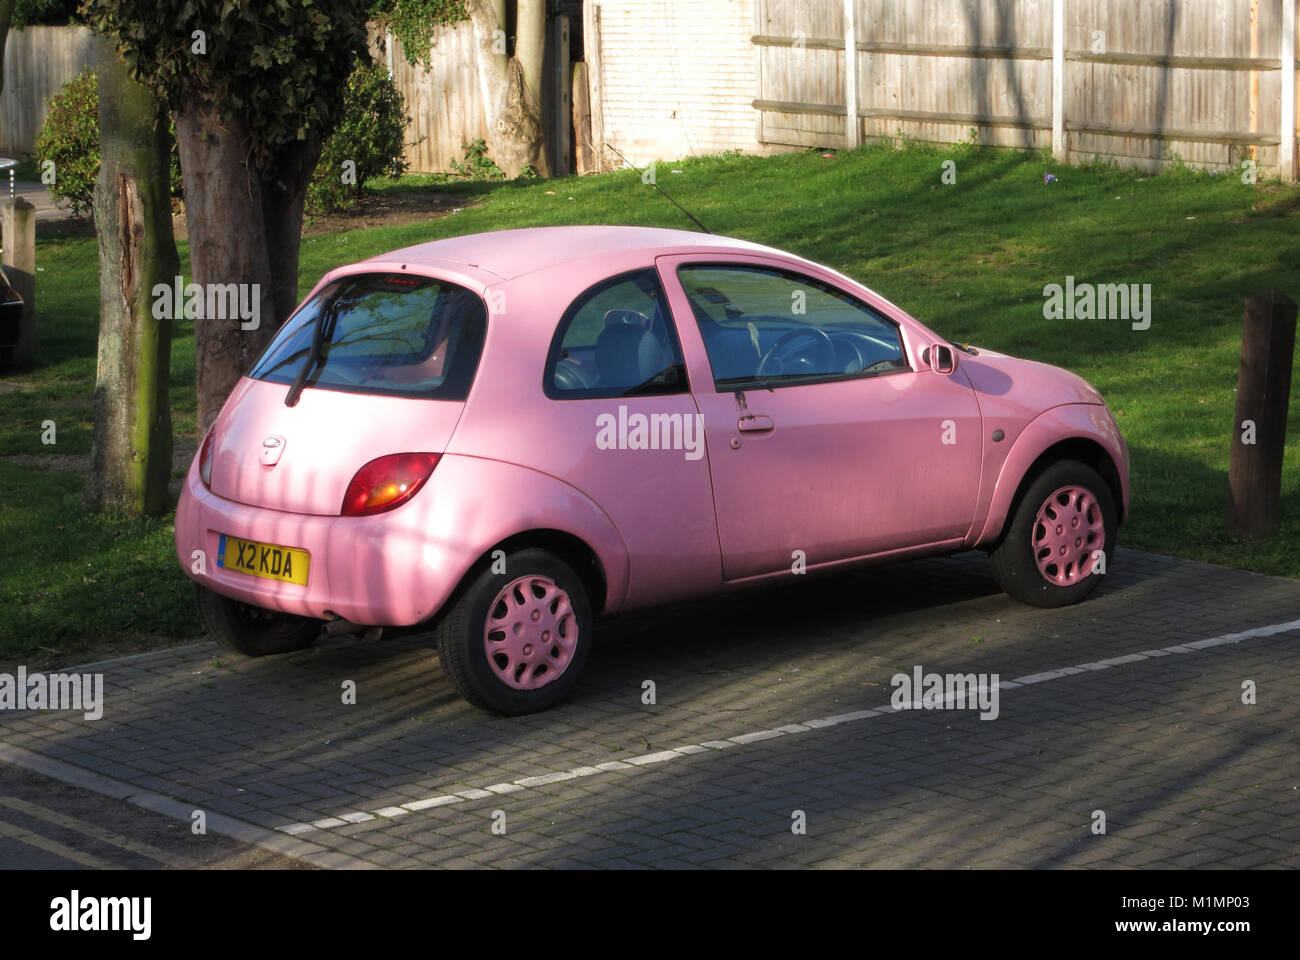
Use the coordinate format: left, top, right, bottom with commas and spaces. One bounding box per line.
284, 304, 333, 407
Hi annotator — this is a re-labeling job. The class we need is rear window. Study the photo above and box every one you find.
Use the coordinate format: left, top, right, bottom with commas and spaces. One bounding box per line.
249, 273, 486, 400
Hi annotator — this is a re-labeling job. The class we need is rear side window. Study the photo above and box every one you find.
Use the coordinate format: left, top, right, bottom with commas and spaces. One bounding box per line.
249, 273, 486, 400
544, 269, 687, 399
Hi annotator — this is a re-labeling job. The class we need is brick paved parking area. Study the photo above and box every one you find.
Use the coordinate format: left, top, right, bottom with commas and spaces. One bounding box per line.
2, 546, 1298, 869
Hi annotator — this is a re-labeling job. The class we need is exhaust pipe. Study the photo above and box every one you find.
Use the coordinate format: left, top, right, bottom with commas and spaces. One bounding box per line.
323, 617, 383, 642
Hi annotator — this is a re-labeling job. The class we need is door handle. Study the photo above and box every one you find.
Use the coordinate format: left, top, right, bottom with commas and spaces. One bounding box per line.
737, 414, 774, 433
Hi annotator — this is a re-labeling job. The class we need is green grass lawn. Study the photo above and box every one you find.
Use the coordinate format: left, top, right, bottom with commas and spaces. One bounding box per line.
3, 141, 1298, 660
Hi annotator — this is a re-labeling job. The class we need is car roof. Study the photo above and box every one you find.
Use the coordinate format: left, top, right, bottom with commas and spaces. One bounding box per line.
366, 225, 791, 282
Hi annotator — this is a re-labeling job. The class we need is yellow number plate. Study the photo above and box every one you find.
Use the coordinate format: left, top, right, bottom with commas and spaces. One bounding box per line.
218, 534, 310, 586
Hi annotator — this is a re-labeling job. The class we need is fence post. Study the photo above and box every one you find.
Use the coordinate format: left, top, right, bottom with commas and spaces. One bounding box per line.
1052, 0, 1066, 161
553, 15, 571, 176
572, 62, 593, 174
1281, 0, 1296, 182
844, 0, 859, 150
1, 196, 36, 366
1226, 289, 1297, 538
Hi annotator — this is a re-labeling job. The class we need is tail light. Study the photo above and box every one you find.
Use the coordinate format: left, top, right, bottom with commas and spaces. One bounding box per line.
199, 429, 216, 487
341, 453, 440, 516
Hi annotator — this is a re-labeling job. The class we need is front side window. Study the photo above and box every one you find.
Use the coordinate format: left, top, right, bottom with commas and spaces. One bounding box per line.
249, 273, 486, 400
545, 269, 687, 399
678, 264, 908, 390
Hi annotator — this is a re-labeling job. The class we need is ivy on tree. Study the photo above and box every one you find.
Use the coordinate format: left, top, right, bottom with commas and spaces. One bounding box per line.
81, 0, 371, 431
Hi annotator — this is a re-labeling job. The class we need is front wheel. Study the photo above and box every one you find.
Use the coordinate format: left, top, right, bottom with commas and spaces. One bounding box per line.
435, 549, 593, 715
988, 459, 1117, 608
195, 584, 321, 656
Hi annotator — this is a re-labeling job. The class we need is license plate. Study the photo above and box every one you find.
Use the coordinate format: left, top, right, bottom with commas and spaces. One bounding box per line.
217, 534, 310, 586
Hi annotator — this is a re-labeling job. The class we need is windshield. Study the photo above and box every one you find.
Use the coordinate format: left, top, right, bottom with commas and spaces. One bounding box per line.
249, 273, 487, 401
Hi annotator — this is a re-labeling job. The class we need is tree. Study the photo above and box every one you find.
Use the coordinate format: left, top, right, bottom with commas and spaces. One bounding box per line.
469, 0, 549, 179
83, 38, 178, 515
376, 0, 549, 179
82, 1, 369, 431
0, 0, 13, 97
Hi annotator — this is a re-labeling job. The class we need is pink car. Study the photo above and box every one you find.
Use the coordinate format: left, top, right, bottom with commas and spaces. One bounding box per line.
176, 226, 1128, 714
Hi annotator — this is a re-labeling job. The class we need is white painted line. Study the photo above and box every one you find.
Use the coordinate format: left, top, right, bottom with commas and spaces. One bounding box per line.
729, 729, 785, 744
625, 750, 684, 765
672, 744, 711, 756
373, 807, 409, 819
515, 770, 581, 786
402, 795, 462, 812
279, 616, 1300, 835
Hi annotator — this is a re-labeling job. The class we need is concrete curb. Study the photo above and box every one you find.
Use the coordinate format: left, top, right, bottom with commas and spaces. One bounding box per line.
0, 741, 379, 870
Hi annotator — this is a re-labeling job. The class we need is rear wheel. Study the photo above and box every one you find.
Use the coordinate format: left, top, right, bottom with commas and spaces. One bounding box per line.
988, 459, 1117, 608
435, 548, 593, 715
195, 584, 321, 656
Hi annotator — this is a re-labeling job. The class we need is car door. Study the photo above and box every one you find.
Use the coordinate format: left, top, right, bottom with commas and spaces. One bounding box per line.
657, 254, 982, 581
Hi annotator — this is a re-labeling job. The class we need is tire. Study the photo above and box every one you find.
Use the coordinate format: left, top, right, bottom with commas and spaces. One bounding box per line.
988, 459, 1117, 608
195, 583, 321, 656
435, 548, 593, 715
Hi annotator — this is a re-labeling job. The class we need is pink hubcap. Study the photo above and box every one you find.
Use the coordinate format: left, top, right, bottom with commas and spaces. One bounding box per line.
1031, 485, 1105, 586
484, 575, 578, 690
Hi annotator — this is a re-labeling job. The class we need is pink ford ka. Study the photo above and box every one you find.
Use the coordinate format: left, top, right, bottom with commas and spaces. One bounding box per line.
176, 226, 1128, 714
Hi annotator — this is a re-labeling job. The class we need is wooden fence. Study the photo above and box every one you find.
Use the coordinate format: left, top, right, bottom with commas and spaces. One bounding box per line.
0, 25, 96, 157
377, 24, 492, 174
754, 0, 1299, 180
4, 4, 1298, 181
0, 23, 486, 172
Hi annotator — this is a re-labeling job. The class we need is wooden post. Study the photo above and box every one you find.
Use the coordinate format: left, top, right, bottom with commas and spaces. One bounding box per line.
1226, 289, 1297, 538
1, 196, 35, 366
843, 0, 860, 150
1281, 0, 1296, 182
583, 2, 606, 172
1052, 0, 1066, 161
553, 15, 572, 176
572, 61, 593, 175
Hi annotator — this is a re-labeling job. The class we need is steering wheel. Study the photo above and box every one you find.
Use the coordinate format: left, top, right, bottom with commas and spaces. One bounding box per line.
756, 328, 837, 378
861, 358, 899, 374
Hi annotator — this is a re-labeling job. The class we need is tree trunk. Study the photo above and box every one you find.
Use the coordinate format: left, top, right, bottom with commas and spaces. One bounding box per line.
0, 0, 14, 98
174, 95, 276, 433
470, 0, 550, 178
84, 38, 179, 516
261, 133, 321, 326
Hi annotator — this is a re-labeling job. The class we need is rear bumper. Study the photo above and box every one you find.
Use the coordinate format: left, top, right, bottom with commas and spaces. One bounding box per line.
174, 460, 466, 626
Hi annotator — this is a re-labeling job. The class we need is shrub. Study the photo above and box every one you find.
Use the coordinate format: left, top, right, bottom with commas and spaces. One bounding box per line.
309, 62, 412, 212
449, 139, 506, 181
13, 0, 83, 28
33, 69, 99, 217
33, 69, 184, 219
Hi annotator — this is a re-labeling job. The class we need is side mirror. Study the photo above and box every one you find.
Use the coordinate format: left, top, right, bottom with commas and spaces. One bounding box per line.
924, 343, 958, 375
